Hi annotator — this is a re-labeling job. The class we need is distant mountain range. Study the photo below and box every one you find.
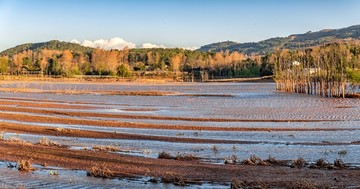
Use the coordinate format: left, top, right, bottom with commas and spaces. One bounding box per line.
1, 25, 360, 57
198, 24, 360, 54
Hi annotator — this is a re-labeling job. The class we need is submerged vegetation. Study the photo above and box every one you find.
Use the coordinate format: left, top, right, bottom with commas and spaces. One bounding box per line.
270, 42, 360, 97
17, 159, 36, 172
87, 163, 114, 178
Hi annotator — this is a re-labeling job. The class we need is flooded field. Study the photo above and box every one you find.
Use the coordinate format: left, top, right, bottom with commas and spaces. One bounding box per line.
0, 81, 360, 188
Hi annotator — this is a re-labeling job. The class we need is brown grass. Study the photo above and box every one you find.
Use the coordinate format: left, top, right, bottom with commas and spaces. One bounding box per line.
225, 155, 238, 164
265, 156, 289, 166
17, 159, 36, 171
87, 163, 114, 178
231, 178, 267, 189
0, 131, 4, 141
334, 159, 345, 168
315, 159, 328, 168
8, 136, 32, 145
38, 137, 59, 147
158, 151, 174, 159
92, 145, 120, 152
292, 158, 305, 168
158, 152, 199, 161
161, 172, 185, 186
175, 153, 199, 161
241, 155, 269, 166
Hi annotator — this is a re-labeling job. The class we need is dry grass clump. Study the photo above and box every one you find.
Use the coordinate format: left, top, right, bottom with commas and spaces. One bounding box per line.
87, 163, 114, 178
38, 137, 59, 146
148, 177, 160, 183
265, 156, 289, 166
0, 131, 5, 141
306, 158, 348, 170
211, 145, 219, 153
315, 158, 328, 167
338, 149, 348, 156
230, 155, 290, 166
55, 127, 65, 132
158, 151, 174, 159
17, 159, 36, 171
175, 153, 199, 161
231, 178, 267, 189
8, 136, 32, 145
241, 155, 268, 166
291, 158, 305, 168
142, 148, 152, 154
93, 145, 120, 152
158, 151, 199, 161
231, 178, 242, 189
224, 155, 238, 164
161, 172, 185, 186
54, 127, 71, 133
334, 159, 345, 168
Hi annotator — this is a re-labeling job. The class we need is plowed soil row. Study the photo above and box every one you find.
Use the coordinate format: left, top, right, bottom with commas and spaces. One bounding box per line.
1, 141, 360, 188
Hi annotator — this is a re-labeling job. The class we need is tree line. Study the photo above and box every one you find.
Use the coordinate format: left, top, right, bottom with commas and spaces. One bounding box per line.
0, 48, 267, 79
2, 41, 358, 93
268, 42, 360, 97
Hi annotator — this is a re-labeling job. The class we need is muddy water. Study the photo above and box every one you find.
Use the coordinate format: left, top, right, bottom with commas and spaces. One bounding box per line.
0, 161, 226, 189
1, 82, 360, 120
1, 82, 360, 187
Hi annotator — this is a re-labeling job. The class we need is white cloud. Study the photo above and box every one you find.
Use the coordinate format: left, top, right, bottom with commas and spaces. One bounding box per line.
183, 46, 199, 51
70, 39, 80, 44
141, 43, 166, 49
69, 37, 198, 51
70, 37, 136, 50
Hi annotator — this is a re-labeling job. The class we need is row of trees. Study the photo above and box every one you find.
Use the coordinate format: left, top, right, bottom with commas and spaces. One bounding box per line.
0, 48, 130, 77
269, 42, 360, 97
0, 48, 266, 79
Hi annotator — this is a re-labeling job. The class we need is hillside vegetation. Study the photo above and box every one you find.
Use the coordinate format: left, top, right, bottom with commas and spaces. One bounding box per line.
199, 25, 360, 54
0, 40, 93, 57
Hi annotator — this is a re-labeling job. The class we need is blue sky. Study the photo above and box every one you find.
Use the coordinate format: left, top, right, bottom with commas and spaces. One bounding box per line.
0, 0, 359, 51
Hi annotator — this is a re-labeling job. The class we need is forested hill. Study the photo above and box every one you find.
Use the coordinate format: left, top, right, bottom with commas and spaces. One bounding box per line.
0, 40, 94, 56
198, 24, 360, 55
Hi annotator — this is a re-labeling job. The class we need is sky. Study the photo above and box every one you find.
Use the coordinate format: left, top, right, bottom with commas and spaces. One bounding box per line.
0, 0, 360, 51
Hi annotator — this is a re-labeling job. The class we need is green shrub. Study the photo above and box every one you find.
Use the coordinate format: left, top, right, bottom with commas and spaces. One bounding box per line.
347, 69, 360, 83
